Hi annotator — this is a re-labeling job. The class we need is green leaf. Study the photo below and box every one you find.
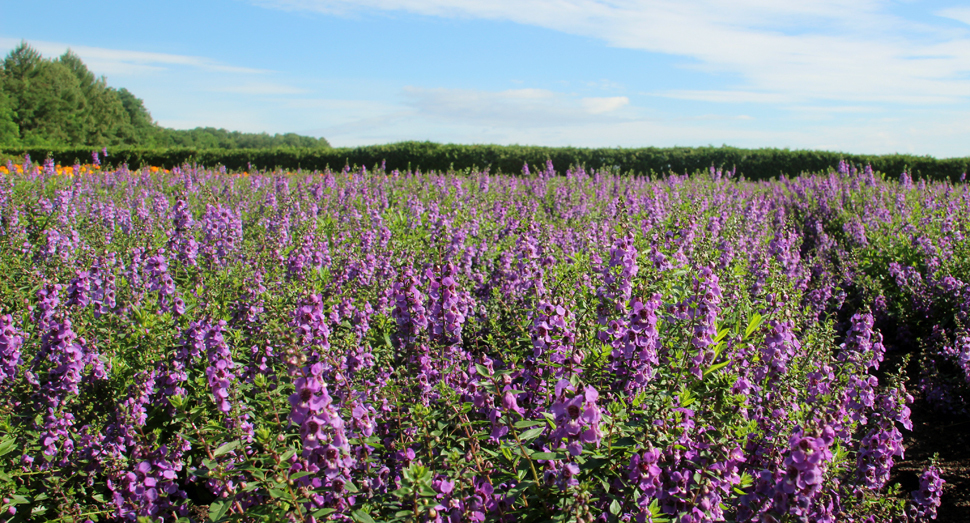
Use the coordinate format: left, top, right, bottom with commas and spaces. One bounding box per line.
609, 499, 622, 515
352, 509, 377, 523
714, 326, 729, 344
208, 500, 230, 522
739, 471, 754, 488
744, 313, 764, 339
212, 440, 240, 458
513, 420, 544, 429
0, 437, 17, 457
267, 488, 288, 499
703, 360, 730, 377
679, 388, 695, 407
475, 364, 491, 377
601, 341, 613, 360
541, 411, 557, 430
600, 477, 611, 493
518, 427, 544, 441
530, 452, 561, 460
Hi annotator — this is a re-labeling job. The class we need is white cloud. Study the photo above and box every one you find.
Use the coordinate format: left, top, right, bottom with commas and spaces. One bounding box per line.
215, 82, 308, 95
0, 37, 268, 76
659, 90, 794, 104
312, 101, 970, 158
582, 96, 629, 114
401, 86, 636, 127
937, 7, 970, 26
252, 0, 970, 106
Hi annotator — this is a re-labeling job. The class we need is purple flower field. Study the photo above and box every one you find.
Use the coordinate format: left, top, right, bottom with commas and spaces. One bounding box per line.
0, 157, 967, 522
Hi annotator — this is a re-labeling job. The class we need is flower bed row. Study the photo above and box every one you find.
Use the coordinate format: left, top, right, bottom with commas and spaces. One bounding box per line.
0, 160, 963, 522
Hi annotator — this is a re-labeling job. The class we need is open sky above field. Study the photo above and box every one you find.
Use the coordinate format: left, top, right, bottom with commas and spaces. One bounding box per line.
2, 0, 970, 157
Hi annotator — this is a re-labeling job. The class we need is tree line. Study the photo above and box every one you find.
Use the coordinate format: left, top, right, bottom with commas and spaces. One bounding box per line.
0, 42, 330, 149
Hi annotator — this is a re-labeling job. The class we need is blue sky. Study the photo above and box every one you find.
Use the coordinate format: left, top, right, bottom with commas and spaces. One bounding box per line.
2, 0, 970, 157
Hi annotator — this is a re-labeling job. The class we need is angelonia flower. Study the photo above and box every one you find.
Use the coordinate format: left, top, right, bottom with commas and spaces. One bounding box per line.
89, 258, 118, 318
839, 312, 885, 371
65, 270, 93, 308
160, 321, 207, 400
689, 266, 722, 379
145, 253, 175, 299
109, 445, 190, 521
36, 318, 105, 408
292, 294, 332, 364
201, 203, 243, 266
204, 320, 235, 414
531, 300, 577, 373
287, 362, 355, 507
605, 294, 662, 395
856, 422, 904, 490
941, 334, 970, 383
119, 370, 157, 428
0, 314, 24, 386
737, 426, 837, 522
43, 158, 56, 177
548, 380, 603, 457
285, 236, 327, 281
598, 235, 638, 319
391, 268, 428, 348
168, 199, 199, 266
628, 446, 663, 499
754, 320, 800, 382
427, 262, 467, 346
908, 466, 944, 521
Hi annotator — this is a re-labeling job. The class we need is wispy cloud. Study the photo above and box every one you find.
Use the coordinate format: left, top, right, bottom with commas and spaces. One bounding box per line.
401, 87, 636, 127
315, 103, 970, 157
0, 37, 268, 76
659, 90, 794, 104
215, 82, 308, 95
937, 7, 970, 27
582, 96, 629, 114
252, 0, 970, 106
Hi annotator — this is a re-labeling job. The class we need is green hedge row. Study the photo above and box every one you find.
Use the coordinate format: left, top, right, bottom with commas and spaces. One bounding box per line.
3, 142, 968, 181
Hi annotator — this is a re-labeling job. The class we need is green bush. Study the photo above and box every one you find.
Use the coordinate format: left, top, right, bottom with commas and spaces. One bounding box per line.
2, 142, 967, 181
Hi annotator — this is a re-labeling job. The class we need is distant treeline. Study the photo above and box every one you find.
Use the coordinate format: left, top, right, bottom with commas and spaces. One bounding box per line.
3, 142, 968, 181
0, 42, 330, 149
